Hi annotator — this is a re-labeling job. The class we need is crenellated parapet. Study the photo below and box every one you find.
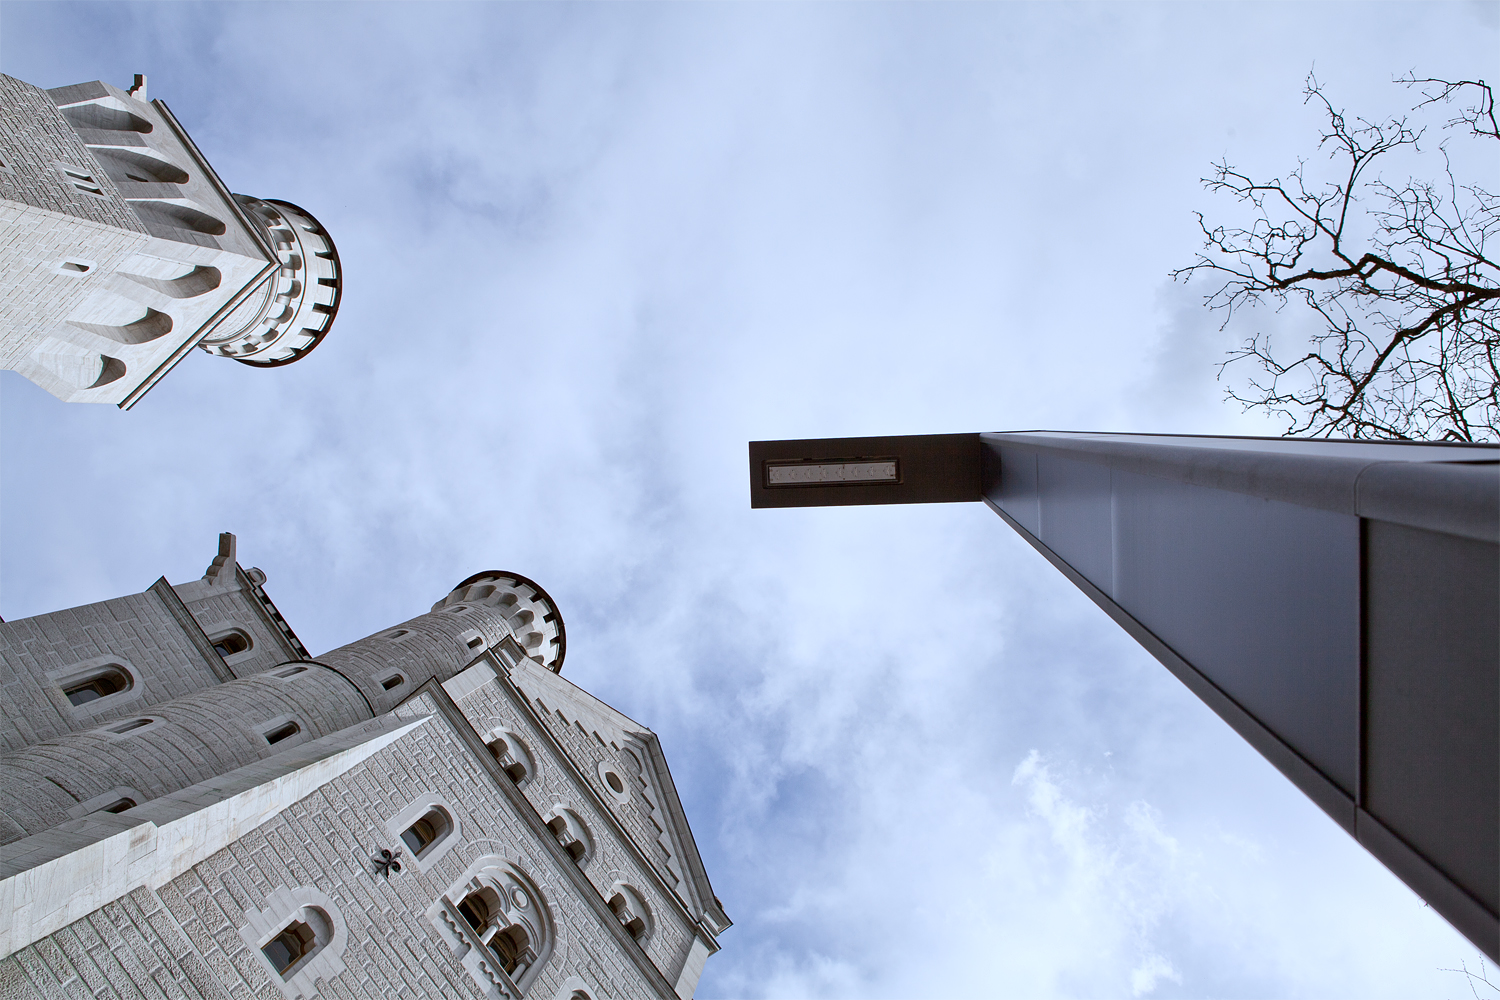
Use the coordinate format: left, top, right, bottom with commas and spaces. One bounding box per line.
199, 196, 341, 366
433, 571, 567, 672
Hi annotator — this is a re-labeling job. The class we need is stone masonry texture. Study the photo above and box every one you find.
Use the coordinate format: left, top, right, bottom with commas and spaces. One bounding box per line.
0, 542, 726, 999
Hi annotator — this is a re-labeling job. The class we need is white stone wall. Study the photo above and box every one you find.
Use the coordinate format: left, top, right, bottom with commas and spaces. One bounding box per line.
0, 695, 668, 999
0, 75, 146, 231
0, 562, 721, 998
0, 588, 229, 754
451, 670, 698, 987
0, 884, 231, 999
173, 582, 303, 680
315, 603, 517, 717
0, 666, 371, 846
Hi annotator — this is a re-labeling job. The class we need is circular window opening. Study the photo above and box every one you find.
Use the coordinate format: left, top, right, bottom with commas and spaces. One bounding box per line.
597, 760, 631, 802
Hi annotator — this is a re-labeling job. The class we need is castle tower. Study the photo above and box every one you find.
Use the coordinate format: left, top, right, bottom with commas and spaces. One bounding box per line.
0, 74, 341, 408
0, 534, 729, 999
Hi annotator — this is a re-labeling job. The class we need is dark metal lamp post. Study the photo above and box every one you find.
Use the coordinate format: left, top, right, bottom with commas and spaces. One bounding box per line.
749, 430, 1499, 960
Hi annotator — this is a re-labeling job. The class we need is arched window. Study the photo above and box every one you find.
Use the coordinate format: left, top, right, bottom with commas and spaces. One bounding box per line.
401, 807, 453, 859
543, 807, 593, 864
211, 629, 252, 659
453, 885, 535, 976
487, 731, 535, 786
608, 884, 653, 942
262, 919, 315, 975
260, 905, 334, 979
62, 665, 131, 706
385, 795, 462, 873
238, 887, 347, 996
431, 864, 554, 994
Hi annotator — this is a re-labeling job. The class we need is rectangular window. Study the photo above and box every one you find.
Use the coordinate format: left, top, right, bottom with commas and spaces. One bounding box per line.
54, 162, 105, 197
265, 721, 301, 744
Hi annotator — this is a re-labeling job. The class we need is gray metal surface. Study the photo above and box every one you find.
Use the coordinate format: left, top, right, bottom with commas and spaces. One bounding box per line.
747, 429, 1499, 960
981, 431, 1498, 961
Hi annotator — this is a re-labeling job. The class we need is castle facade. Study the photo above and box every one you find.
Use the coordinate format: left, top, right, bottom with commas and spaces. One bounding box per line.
0, 74, 340, 407
0, 534, 728, 999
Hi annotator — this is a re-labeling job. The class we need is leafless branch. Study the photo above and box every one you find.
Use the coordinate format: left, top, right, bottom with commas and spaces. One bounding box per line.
1172, 72, 1498, 440
1440, 958, 1500, 1000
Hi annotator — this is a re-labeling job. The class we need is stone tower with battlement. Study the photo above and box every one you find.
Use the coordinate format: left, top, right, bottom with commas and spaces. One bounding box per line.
0, 534, 729, 1000
0, 74, 341, 408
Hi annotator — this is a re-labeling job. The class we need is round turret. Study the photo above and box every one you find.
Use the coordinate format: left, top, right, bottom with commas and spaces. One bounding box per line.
197, 196, 342, 366
433, 572, 567, 673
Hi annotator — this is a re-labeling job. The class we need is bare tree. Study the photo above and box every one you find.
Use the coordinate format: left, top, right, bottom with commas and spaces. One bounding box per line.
1443, 958, 1500, 999
1172, 73, 1499, 441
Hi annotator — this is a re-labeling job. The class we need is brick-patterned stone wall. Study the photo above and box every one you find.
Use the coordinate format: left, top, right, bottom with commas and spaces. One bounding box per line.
451, 674, 697, 985
0, 203, 149, 372
315, 604, 517, 717
175, 588, 299, 680
0, 74, 145, 230
0, 695, 668, 1000
0, 590, 230, 754
0, 885, 232, 999
0, 665, 370, 845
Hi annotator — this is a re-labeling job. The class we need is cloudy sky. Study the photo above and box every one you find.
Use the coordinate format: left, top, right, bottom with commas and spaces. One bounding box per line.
2, 3, 1496, 997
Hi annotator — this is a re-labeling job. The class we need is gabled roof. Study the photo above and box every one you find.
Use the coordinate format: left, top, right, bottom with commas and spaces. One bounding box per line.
507, 657, 730, 937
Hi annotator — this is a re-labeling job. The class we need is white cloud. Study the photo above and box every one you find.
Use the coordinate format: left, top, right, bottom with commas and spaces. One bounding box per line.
1, 4, 1494, 998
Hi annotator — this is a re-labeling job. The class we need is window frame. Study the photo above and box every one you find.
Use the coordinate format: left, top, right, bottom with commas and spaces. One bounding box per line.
384, 794, 462, 874
254, 714, 307, 749
47, 656, 143, 719
237, 885, 347, 1000
208, 625, 255, 664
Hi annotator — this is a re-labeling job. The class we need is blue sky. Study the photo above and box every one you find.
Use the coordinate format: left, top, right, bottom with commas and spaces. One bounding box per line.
2, 3, 1496, 997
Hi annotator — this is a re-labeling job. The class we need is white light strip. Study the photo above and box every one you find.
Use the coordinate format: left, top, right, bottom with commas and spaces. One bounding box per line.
766, 460, 899, 486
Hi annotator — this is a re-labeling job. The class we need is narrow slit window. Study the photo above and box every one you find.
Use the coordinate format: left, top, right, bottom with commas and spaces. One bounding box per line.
381, 674, 403, 691
265, 720, 300, 744
61, 261, 90, 272
100, 797, 136, 814
57, 164, 104, 197
466, 635, 484, 650
272, 665, 307, 679
63, 666, 130, 706
107, 717, 152, 734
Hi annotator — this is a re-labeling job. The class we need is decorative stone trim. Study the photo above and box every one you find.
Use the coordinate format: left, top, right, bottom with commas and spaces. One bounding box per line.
427, 896, 524, 1000
429, 857, 556, 998
237, 885, 347, 1000
597, 761, 631, 804
551, 976, 597, 1000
